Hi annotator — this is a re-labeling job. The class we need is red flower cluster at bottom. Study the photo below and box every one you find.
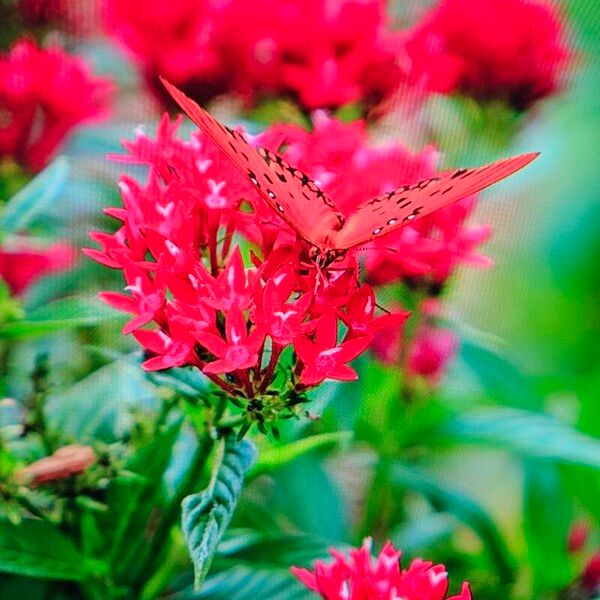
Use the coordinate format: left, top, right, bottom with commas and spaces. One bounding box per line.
292, 538, 471, 600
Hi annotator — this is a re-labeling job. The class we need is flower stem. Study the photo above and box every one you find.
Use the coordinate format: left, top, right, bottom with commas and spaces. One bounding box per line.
131, 431, 215, 597
259, 344, 282, 392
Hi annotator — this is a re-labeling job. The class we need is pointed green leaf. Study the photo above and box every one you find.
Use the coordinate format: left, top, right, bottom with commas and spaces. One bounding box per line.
432, 407, 600, 468
0, 518, 105, 581
1, 157, 69, 234
182, 436, 256, 589
248, 431, 352, 480
0, 296, 123, 340
46, 358, 160, 443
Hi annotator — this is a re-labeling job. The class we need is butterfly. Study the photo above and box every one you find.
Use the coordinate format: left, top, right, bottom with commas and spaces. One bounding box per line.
161, 78, 538, 269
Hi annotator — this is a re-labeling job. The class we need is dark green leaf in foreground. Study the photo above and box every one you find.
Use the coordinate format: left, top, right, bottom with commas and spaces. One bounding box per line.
0, 296, 123, 339
0, 157, 70, 234
182, 436, 257, 589
0, 518, 104, 581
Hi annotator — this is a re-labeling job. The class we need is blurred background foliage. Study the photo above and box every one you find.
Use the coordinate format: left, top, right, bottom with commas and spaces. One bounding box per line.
0, 0, 599, 599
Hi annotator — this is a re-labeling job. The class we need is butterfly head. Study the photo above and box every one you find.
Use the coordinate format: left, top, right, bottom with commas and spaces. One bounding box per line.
309, 246, 346, 270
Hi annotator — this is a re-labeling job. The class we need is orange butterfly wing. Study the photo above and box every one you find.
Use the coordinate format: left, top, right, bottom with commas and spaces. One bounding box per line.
161, 78, 343, 245
331, 153, 539, 250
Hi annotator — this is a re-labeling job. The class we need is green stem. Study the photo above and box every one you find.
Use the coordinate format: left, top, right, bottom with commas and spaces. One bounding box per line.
358, 291, 430, 540
131, 432, 215, 597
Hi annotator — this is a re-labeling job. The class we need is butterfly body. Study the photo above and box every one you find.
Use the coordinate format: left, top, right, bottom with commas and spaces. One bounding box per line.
161, 78, 539, 262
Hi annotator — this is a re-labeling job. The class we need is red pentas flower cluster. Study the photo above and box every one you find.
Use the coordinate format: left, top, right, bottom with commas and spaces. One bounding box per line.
0, 38, 112, 172
104, 0, 403, 111
292, 538, 472, 600
402, 0, 571, 111
86, 114, 407, 426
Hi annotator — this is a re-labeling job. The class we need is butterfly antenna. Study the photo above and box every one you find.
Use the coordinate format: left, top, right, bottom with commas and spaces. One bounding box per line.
375, 301, 392, 315
353, 245, 399, 254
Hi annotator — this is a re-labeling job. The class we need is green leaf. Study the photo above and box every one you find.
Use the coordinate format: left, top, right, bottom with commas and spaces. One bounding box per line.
194, 566, 312, 600
460, 338, 542, 410
0, 296, 123, 340
248, 431, 352, 480
146, 367, 210, 398
216, 530, 338, 569
523, 462, 574, 592
182, 436, 257, 589
390, 513, 456, 555
432, 407, 600, 468
270, 455, 348, 541
0, 157, 69, 234
107, 417, 184, 583
391, 463, 516, 583
0, 518, 104, 581
46, 358, 160, 443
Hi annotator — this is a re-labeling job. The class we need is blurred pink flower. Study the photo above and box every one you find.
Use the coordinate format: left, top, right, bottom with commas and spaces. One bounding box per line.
16, 444, 96, 487
372, 300, 458, 385
568, 520, 590, 554
104, 0, 404, 112
0, 241, 76, 295
402, 0, 571, 110
408, 324, 459, 385
0, 38, 112, 171
582, 552, 600, 593
18, 0, 101, 33
103, 0, 228, 106
292, 538, 472, 599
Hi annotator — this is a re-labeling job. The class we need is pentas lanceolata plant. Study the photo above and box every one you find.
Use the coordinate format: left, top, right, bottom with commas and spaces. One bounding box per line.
103, 0, 403, 112
0, 38, 112, 172
402, 0, 571, 111
88, 109, 496, 426
86, 114, 409, 434
292, 538, 472, 600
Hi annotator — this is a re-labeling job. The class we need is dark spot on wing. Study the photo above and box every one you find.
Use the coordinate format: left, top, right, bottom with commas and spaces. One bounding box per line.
277, 172, 287, 182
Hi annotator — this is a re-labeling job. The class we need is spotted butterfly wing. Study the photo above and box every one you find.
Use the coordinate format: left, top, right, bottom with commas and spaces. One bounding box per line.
162, 79, 538, 253
161, 78, 343, 243
331, 152, 539, 250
